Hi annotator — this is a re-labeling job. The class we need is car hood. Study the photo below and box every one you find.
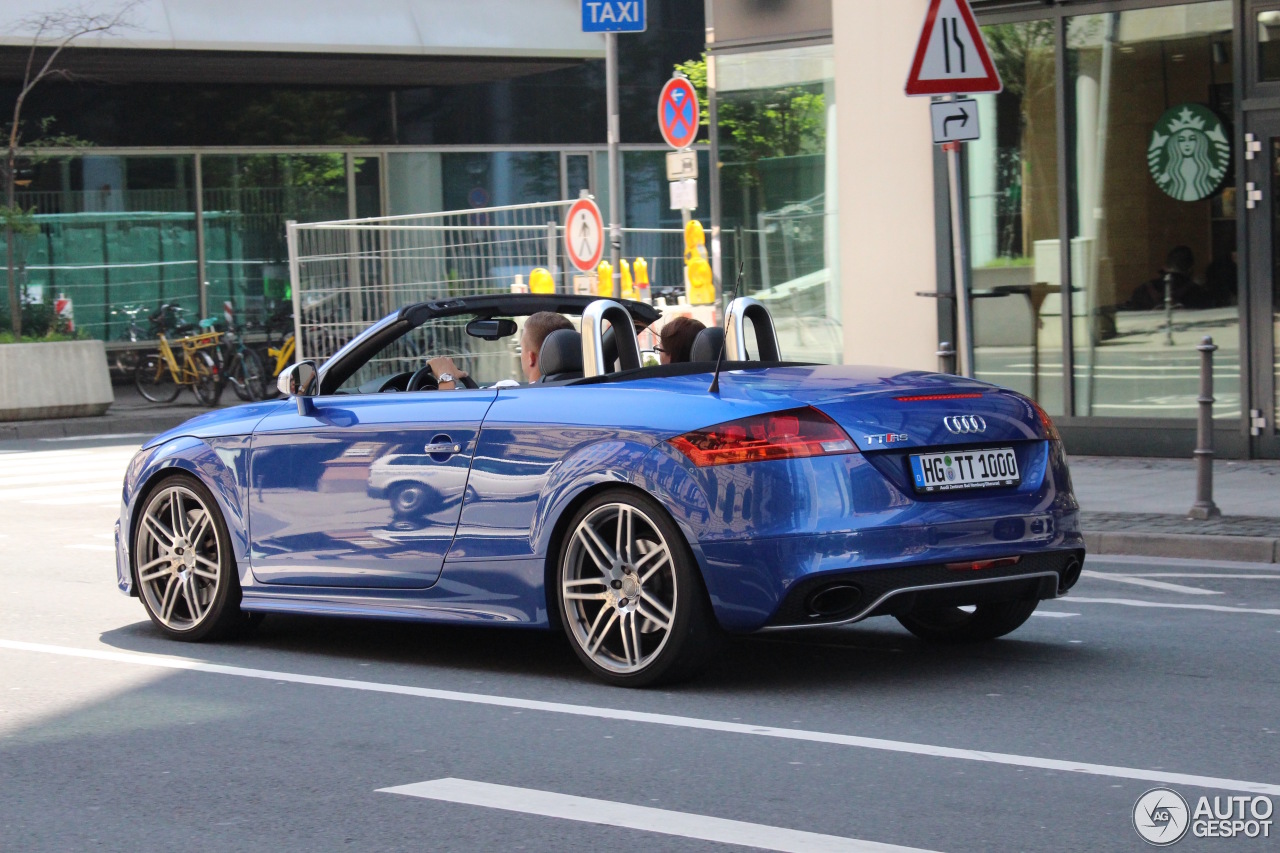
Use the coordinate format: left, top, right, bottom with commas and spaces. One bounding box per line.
141, 400, 290, 449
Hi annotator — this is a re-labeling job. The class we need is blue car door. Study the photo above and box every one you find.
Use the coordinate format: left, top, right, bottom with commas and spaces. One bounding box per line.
248, 389, 496, 588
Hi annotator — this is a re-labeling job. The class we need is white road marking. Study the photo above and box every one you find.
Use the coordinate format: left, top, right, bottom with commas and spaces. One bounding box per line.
65, 544, 115, 552
37, 433, 149, 442
1067, 597, 1280, 616
0, 448, 134, 508
1087, 555, 1280, 572
1030, 610, 1078, 618
1127, 574, 1280, 581
2, 639, 1277, 796
1081, 570, 1221, 596
380, 778, 933, 853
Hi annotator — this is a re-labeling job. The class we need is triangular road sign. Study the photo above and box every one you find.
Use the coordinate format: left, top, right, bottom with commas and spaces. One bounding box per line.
905, 0, 1002, 97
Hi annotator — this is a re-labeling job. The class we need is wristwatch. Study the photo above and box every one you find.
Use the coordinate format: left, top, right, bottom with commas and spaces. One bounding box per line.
436, 372, 455, 385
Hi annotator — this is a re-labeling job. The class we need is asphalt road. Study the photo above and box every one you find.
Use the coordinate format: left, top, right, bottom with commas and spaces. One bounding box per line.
2, 438, 1278, 852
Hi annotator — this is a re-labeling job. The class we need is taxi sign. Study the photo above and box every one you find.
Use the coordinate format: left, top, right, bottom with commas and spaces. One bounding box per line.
905, 0, 1002, 97
658, 76, 699, 150
564, 197, 605, 272
582, 1, 646, 33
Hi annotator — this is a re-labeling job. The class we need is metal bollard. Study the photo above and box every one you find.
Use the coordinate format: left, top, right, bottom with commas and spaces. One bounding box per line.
937, 341, 957, 375
1188, 335, 1221, 520
1163, 271, 1175, 347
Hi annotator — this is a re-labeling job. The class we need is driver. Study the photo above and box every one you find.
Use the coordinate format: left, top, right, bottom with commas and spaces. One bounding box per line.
518, 311, 573, 383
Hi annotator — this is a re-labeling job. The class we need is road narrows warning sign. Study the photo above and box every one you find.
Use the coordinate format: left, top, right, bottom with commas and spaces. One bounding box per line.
905, 0, 1002, 97
565, 197, 605, 273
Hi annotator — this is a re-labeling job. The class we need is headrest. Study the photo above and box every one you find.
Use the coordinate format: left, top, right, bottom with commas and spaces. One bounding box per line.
538, 328, 583, 381
690, 326, 726, 362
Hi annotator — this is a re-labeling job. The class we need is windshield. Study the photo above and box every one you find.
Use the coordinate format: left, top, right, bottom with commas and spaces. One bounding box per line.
334, 314, 580, 392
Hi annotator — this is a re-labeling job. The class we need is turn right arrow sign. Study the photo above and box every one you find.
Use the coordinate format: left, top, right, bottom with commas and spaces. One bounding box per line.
930, 98, 980, 144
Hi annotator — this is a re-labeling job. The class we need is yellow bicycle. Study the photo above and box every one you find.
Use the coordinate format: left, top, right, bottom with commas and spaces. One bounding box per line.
260, 331, 295, 397
134, 328, 223, 405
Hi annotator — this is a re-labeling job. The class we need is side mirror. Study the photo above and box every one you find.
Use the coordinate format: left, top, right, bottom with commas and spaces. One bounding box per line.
278, 361, 318, 414
466, 317, 518, 340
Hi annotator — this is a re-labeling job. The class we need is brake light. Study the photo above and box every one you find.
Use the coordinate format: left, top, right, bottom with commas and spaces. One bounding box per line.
1031, 401, 1061, 441
894, 393, 983, 402
669, 407, 857, 467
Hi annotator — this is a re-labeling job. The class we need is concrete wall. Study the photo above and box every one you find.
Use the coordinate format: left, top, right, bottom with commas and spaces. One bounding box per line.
832, 0, 939, 371
0, 341, 114, 421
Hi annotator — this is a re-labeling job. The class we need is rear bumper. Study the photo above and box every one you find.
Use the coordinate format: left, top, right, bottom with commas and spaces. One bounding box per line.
696, 518, 1085, 632
759, 549, 1083, 631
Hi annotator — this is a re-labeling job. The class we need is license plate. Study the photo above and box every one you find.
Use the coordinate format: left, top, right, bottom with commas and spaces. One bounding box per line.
909, 447, 1020, 493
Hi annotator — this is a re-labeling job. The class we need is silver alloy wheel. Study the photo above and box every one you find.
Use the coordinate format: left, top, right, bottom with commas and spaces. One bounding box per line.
561, 502, 677, 674
135, 484, 223, 632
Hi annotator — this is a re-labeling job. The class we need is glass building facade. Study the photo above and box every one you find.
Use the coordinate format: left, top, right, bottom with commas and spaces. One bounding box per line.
0, 0, 705, 344
968, 0, 1280, 457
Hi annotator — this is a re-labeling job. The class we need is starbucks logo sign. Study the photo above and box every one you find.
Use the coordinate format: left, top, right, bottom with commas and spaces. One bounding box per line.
1148, 104, 1230, 202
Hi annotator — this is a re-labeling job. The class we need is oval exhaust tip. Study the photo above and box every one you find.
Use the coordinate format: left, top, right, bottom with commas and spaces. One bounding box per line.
1058, 558, 1083, 595
807, 584, 862, 617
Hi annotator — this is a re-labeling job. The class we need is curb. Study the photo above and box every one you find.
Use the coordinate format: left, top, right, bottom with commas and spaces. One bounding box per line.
0, 412, 196, 442
1083, 531, 1279, 564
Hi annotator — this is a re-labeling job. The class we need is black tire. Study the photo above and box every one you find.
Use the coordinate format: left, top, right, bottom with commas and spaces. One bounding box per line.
132, 473, 249, 642
896, 598, 1040, 643
134, 353, 180, 403
555, 488, 720, 687
192, 351, 222, 406
227, 348, 267, 401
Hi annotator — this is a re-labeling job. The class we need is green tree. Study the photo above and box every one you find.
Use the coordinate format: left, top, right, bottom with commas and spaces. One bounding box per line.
2, 2, 138, 338
674, 54, 826, 191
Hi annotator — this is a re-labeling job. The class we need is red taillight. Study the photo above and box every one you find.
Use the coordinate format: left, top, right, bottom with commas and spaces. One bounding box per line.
668, 407, 857, 467
1031, 401, 1061, 441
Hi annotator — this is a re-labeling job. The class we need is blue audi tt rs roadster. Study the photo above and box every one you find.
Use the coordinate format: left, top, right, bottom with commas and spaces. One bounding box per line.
115, 294, 1084, 686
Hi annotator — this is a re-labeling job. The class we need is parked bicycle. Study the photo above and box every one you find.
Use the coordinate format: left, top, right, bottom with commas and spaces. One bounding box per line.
134, 322, 223, 406
220, 322, 268, 401
110, 302, 193, 375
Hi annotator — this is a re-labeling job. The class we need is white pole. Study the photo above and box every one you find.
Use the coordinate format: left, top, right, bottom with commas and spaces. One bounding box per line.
606, 32, 622, 299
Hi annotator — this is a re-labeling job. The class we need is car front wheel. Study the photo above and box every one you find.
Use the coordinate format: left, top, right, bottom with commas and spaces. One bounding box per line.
133, 475, 247, 641
557, 489, 718, 687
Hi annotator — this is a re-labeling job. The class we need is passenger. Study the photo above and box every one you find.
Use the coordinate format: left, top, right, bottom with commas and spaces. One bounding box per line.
520, 311, 574, 383
656, 316, 706, 364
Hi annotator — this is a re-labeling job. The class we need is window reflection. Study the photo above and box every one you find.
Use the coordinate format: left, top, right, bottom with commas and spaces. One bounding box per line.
1068, 3, 1239, 419
715, 44, 840, 364
969, 21, 1061, 413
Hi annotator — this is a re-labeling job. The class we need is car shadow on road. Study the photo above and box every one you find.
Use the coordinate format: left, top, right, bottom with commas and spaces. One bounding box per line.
97, 609, 1107, 696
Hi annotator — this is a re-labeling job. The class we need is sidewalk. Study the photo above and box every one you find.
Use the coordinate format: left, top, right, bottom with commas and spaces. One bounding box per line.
1070, 455, 1280, 562
0, 382, 245, 441
3, 393, 1278, 562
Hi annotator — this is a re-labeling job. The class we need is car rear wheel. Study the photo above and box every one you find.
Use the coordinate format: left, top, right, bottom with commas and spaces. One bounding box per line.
133, 475, 247, 641
557, 489, 718, 687
895, 598, 1039, 643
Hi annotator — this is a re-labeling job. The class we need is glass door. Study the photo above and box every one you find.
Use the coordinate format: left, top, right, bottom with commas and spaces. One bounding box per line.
1244, 111, 1280, 457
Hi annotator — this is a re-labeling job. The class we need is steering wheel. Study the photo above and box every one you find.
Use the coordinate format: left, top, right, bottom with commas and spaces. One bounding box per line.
407, 365, 480, 391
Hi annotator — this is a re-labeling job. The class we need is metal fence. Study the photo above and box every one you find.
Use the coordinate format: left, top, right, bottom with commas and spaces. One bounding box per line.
287, 201, 690, 362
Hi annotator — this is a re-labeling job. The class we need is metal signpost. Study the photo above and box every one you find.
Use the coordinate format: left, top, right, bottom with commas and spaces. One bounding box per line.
583, 1, 647, 298
659, 75, 700, 231
906, 0, 1001, 378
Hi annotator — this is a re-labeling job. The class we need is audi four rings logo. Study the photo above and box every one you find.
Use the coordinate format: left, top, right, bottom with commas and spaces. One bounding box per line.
943, 415, 987, 434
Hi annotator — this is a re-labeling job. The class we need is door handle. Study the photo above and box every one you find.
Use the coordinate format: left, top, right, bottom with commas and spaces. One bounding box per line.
424, 439, 462, 455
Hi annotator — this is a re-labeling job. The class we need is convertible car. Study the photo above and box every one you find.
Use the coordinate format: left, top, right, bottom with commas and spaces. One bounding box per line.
115, 294, 1084, 686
